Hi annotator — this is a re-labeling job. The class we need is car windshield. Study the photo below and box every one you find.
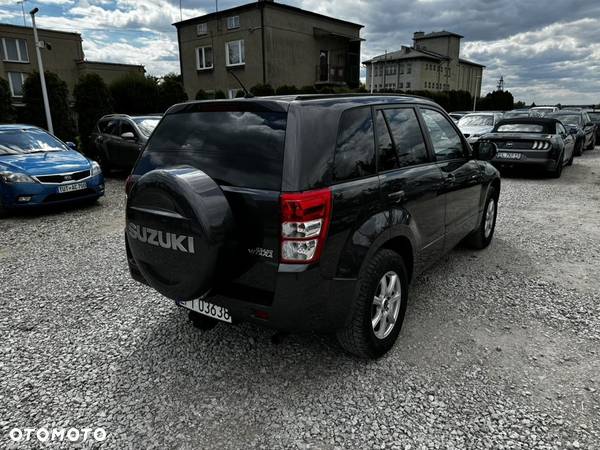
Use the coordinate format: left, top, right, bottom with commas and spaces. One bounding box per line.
133, 117, 161, 137
552, 114, 581, 126
496, 124, 545, 133
0, 128, 67, 155
504, 111, 530, 118
458, 115, 494, 127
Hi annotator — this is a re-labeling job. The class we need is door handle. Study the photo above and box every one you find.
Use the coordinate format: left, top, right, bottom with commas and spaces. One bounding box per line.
388, 190, 405, 204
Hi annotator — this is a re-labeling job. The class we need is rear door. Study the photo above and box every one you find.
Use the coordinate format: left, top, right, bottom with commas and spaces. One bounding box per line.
419, 107, 483, 251
119, 120, 143, 168
102, 119, 122, 166
375, 106, 445, 269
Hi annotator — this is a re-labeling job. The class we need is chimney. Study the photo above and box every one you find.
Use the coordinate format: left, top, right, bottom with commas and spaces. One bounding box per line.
413, 31, 425, 49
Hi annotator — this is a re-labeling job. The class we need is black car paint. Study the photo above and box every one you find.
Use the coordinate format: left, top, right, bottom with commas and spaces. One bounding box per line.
483, 118, 575, 172
127, 95, 500, 332
548, 111, 595, 150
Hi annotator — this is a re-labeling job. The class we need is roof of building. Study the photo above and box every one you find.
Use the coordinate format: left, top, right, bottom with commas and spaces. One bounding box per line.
363, 47, 446, 64
414, 31, 464, 40
0, 22, 81, 37
77, 60, 145, 69
173, 1, 363, 29
459, 58, 486, 68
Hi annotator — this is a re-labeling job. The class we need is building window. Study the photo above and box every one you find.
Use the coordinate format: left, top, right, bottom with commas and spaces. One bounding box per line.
407, 63, 412, 74
399, 82, 403, 89
196, 23, 208, 36
226, 39, 245, 66
399, 64, 404, 74
406, 82, 411, 89
227, 15, 240, 30
196, 46, 213, 70
1, 37, 29, 63
7, 71, 27, 97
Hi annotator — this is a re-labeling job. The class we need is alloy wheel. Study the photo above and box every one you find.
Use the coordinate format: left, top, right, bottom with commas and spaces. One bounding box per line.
484, 199, 496, 239
371, 271, 402, 340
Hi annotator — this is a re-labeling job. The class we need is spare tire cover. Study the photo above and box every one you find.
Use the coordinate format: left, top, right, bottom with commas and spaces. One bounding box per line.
126, 167, 233, 301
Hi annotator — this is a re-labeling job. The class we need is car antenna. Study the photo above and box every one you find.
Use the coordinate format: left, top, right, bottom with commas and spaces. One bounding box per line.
227, 68, 254, 98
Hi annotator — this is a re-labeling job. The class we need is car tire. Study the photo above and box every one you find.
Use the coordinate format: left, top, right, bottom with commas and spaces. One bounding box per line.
189, 310, 218, 331
0, 197, 8, 219
464, 186, 498, 250
336, 249, 408, 359
574, 139, 583, 156
586, 135, 596, 150
550, 153, 564, 178
97, 151, 111, 176
567, 150, 574, 166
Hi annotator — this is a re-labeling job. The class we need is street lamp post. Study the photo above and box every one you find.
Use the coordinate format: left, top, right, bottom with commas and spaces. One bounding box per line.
473, 74, 482, 112
29, 7, 53, 134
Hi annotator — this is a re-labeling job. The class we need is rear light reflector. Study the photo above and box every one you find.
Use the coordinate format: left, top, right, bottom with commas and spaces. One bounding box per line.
280, 188, 332, 264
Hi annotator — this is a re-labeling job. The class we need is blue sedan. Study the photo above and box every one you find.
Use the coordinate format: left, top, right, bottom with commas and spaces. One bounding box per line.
0, 125, 104, 216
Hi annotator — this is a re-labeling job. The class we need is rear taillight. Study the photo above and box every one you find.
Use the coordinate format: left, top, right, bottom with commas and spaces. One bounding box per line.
532, 140, 551, 150
125, 175, 138, 195
280, 188, 332, 264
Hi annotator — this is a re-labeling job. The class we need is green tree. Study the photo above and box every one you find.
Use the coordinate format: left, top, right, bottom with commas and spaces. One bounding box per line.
73, 73, 113, 155
214, 90, 227, 99
21, 71, 76, 141
477, 90, 514, 111
195, 89, 209, 100
110, 73, 159, 114
0, 77, 15, 123
157, 73, 188, 112
250, 84, 275, 96
275, 85, 298, 95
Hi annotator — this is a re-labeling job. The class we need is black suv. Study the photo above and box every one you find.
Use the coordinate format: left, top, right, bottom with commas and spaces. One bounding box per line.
124, 95, 501, 358
91, 114, 161, 173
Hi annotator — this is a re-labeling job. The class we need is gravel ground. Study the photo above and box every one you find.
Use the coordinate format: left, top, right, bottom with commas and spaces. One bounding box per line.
1, 151, 599, 449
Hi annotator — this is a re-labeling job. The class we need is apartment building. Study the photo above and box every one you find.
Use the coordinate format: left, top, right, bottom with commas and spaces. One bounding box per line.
0, 23, 144, 104
364, 31, 485, 98
174, 0, 363, 98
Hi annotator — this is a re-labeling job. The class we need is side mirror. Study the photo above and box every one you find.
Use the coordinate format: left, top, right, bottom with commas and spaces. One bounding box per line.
569, 127, 578, 135
65, 141, 77, 150
474, 141, 497, 161
121, 132, 136, 141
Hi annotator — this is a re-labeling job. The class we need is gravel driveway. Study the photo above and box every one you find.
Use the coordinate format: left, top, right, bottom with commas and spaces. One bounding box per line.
1, 151, 599, 449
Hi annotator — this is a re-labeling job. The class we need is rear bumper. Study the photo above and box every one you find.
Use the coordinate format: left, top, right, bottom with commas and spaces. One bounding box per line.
491, 150, 560, 171
1, 174, 105, 209
127, 248, 357, 333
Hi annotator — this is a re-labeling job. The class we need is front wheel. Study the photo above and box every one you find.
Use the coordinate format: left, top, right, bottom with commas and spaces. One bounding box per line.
574, 140, 583, 156
336, 249, 408, 359
464, 186, 497, 249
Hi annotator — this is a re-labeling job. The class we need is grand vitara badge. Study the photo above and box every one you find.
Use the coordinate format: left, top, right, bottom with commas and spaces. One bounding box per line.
127, 222, 195, 254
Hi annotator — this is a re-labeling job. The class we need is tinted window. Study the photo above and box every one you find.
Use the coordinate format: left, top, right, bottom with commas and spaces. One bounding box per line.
587, 112, 600, 122
99, 119, 119, 135
496, 124, 545, 133
145, 111, 287, 190
420, 109, 466, 161
458, 115, 494, 127
552, 114, 581, 126
132, 117, 160, 136
376, 108, 428, 171
334, 107, 376, 181
556, 123, 566, 135
0, 128, 67, 155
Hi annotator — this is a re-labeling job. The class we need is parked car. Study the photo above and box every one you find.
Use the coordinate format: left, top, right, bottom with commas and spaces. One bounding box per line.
530, 106, 559, 116
91, 114, 162, 174
457, 112, 504, 143
480, 117, 575, 178
503, 109, 533, 119
586, 110, 600, 141
449, 111, 469, 123
547, 110, 595, 154
123, 95, 501, 358
0, 125, 104, 217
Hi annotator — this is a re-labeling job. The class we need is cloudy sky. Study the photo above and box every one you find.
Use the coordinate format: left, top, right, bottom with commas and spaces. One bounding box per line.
1, 0, 599, 104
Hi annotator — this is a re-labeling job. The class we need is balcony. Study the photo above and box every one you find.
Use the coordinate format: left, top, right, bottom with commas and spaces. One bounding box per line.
315, 64, 359, 86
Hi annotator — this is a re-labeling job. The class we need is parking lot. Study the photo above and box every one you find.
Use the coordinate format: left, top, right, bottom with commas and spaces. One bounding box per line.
1, 150, 599, 449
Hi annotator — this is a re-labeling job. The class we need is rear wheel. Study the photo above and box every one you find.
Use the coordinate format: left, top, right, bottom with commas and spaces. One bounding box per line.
574, 139, 583, 156
586, 135, 596, 150
567, 150, 574, 166
336, 249, 408, 359
464, 187, 497, 249
550, 154, 564, 178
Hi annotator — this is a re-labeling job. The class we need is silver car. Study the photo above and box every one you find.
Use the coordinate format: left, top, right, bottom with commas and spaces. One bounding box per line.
457, 112, 504, 144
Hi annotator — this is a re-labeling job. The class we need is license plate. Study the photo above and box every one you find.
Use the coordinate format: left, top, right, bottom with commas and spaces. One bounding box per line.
177, 299, 232, 323
57, 181, 87, 193
496, 152, 522, 160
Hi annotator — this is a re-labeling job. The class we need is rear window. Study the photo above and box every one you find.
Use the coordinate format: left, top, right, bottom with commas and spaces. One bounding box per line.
496, 124, 545, 133
145, 111, 287, 190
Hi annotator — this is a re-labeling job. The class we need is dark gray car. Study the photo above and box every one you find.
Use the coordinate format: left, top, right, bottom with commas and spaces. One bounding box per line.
91, 114, 162, 173
548, 110, 596, 155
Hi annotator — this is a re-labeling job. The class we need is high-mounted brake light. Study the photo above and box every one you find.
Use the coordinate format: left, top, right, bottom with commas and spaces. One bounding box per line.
280, 188, 332, 264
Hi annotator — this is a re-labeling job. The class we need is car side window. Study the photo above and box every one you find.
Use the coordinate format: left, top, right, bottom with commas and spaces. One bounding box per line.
420, 108, 466, 161
557, 123, 566, 135
375, 108, 428, 172
333, 107, 376, 182
104, 119, 120, 136
98, 120, 109, 133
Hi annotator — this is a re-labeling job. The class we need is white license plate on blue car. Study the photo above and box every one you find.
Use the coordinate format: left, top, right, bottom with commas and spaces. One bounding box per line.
177, 299, 232, 323
57, 181, 87, 193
